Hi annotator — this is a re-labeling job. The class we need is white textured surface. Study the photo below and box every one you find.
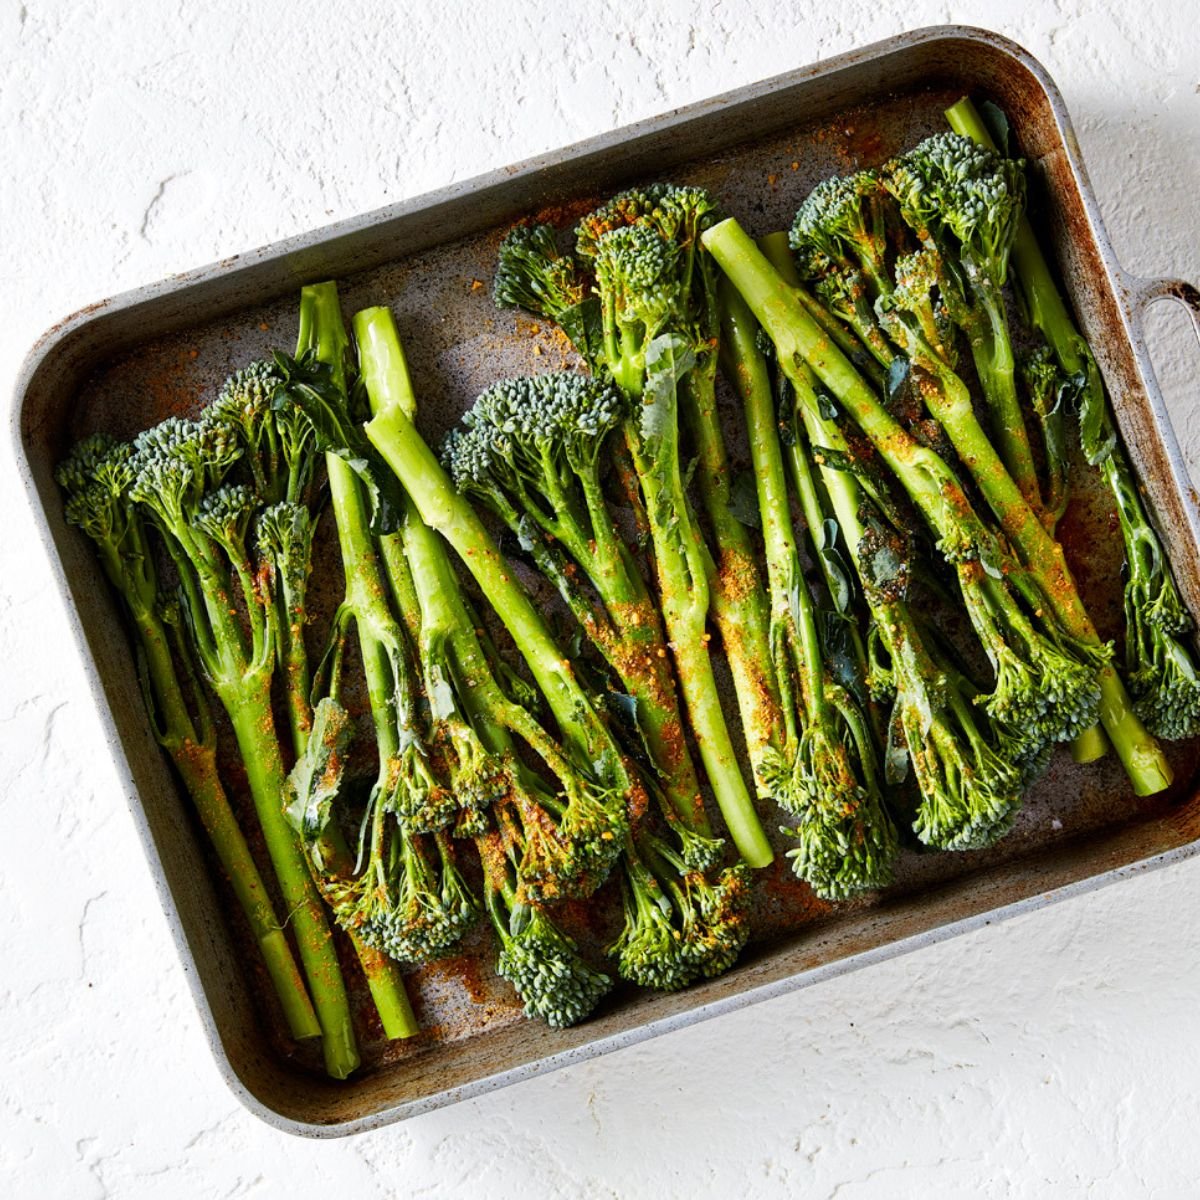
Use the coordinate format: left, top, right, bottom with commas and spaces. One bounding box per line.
3, 2, 1198, 1195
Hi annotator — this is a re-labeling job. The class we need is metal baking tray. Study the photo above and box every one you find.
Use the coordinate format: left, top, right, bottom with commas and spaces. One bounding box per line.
14, 25, 1200, 1137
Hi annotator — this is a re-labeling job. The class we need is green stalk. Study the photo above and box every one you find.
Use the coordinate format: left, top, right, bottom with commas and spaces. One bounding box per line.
66, 438, 328, 1046
296, 283, 421, 1040
606, 334, 772, 862
760, 234, 876, 716
704, 217, 1172, 796
947, 97, 1108, 763
947, 95, 1172, 766
355, 309, 626, 774
365, 399, 611, 765
223, 677, 359, 1076
634, 426, 775, 865
681, 361, 785, 791
140, 471, 359, 1073
137, 602, 320, 1041
468, 480, 709, 835
718, 279, 827, 734
970, 287, 1040, 511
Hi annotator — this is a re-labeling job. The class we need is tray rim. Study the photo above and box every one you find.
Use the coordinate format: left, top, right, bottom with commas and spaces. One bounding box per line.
12, 22, 1200, 1138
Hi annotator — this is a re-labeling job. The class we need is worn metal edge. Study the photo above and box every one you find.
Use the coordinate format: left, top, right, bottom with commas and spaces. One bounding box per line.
9, 22, 1200, 1137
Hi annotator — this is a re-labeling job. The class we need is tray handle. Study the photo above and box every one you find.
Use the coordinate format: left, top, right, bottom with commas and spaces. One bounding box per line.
1124, 273, 1200, 380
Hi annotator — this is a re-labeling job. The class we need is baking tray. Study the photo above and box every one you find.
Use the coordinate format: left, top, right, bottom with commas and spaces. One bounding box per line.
13, 25, 1200, 1137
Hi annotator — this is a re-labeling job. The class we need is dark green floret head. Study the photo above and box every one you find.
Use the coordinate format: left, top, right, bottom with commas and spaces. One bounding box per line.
982, 636, 1102, 747
611, 875, 693, 992
341, 835, 479, 965
1022, 343, 1060, 399
784, 785, 899, 901
493, 223, 587, 320
209, 359, 284, 429
55, 432, 121, 495
130, 416, 243, 506
458, 369, 628, 477
555, 777, 628, 885
891, 248, 941, 311
194, 483, 258, 544
906, 707, 1025, 851
575, 184, 674, 259
255, 501, 313, 570
58, 437, 138, 544
472, 372, 612, 434
683, 862, 751, 979
496, 904, 611, 1027
789, 170, 887, 274
884, 133, 1025, 283
594, 223, 681, 299
674, 824, 726, 873
441, 425, 494, 495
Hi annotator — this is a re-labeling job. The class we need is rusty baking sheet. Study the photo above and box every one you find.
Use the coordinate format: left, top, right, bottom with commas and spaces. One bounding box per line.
13, 25, 1200, 1136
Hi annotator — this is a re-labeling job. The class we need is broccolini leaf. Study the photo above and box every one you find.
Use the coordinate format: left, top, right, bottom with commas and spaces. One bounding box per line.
979, 100, 1011, 155
885, 356, 912, 411
270, 351, 406, 535
819, 517, 853, 614
640, 334, 696, 444
285, 697, 354, 870
557, 297, 606, 376
884, 700, 910, 785
728, 470, 762, 530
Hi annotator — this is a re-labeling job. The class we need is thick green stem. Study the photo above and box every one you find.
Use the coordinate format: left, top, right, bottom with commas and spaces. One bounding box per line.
107, 522, 323, 1040
971, 290, 1041, 512
947, 96, 1131, 770
705, 216, 1172, 795
355, 309, 612, 768
352, 940, 419, 1040
681, 363, 784, 778
225, 680, 359, 1078
300, 282, 420, 1039
918, 365, 1096, 637
366, 402, 609, 763
718, 278, 828, 732
630, 419, 773, 863
177, 752, 321, 1040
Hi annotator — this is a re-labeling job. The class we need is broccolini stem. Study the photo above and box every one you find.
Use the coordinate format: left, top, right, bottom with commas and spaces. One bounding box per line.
622, 373, 773, 864
681, 361, 786, 787
327, 458, 411, 762
370, 402, 609, 759
351, 940, 419, 1040
703, 217, 1173, 796
275, 562, 313, 758
970, 288, 1041, 512
718, 278, 828, 731
297, 283, 421, 1040
797, 284, 887, 390
139, 609, 321, 1041
947, 95, 1197, 759
224, 677, 360, 1077
759, 233, 876, 718
356, 311, 614, 771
